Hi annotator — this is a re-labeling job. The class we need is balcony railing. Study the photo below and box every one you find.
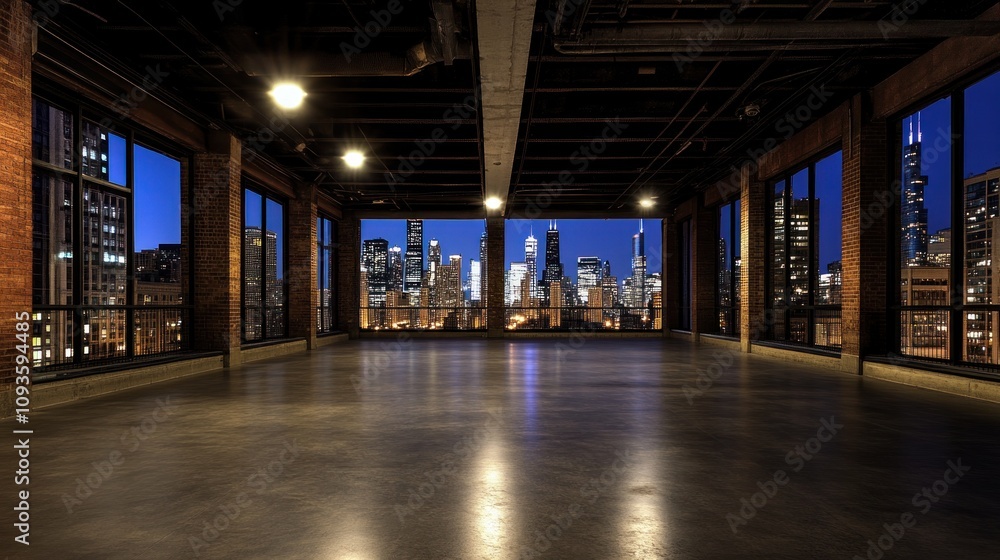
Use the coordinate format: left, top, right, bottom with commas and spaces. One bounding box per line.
31, 305, 191, 373
764, 305, 842, 350
899, 305, 1000, 370
361, 306, 486, 331
505, 306, 660, 331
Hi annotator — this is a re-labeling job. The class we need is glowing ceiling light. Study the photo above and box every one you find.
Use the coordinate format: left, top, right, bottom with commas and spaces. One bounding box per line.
640, 198, 656, 208
269, 83, 306, 109
484, 197, 503, 210
343, 150, 365, 169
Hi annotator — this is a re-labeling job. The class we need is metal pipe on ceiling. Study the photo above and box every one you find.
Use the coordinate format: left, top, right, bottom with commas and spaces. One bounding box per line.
553, 20, 1000, 54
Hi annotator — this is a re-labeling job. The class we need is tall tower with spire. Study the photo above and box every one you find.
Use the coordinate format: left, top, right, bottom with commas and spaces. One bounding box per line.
630, 220, 647, 307
902, 112, 929, 267
542, 220, 563, 303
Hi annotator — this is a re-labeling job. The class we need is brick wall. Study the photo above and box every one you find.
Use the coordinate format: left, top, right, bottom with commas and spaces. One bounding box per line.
0, 1, 32, 418
337, 212, 360, 337
287, 182, 317, 347
841, 93, 889, 365
486, 217, 505, 337
741, 164, 766, 353
188, 135, 242, 365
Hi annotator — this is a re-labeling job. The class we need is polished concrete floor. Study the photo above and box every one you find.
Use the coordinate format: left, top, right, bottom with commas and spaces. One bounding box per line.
11, 339, 1000, 559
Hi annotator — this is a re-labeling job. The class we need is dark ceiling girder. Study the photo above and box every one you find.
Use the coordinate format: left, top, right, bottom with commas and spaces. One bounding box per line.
554, 21, 1000, 54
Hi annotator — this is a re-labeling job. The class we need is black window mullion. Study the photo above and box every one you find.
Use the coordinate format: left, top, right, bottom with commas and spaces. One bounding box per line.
808, 163, 817, 347
125, 130, 135, 358
784, 178, 792, 343
261, 193, 269, 340
951, 94, 965, 366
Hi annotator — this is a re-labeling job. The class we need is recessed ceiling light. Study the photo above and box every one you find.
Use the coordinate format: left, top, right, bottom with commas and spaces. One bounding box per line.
484, 197, 503, 210
640, 198, 655, 208
343, 150, 365, 169
269, 83, 306, 109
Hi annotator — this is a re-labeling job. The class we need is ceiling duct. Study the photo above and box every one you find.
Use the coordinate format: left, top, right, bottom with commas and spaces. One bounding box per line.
223, 0, 471, 77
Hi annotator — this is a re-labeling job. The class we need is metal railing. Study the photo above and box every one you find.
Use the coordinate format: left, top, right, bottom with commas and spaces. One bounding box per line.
360, 306, 486, 331
764, 305, 842, 350
31, 305, 191, 371
504, 306, 660, 331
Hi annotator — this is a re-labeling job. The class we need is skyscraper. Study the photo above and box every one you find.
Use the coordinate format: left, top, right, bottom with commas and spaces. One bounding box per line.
525, 233, 538, 300
427, 238, 441, 305
964, 167, 1000, 363
470, 260, 481, 304
577, 256, 602, 304
438, 255, 463, 308
362, 238, 389, 307
479, 230, 488, 307
630, 221, 646, 307
388, 246, 403, 293
902, 114, 930, 267
404, 219, 423, 295
506, 262, 527, 306
542, 221, 563, 299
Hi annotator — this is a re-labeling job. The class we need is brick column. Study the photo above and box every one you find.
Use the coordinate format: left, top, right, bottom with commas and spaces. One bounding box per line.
841, 93, 889, 373
691, 196, 717, 340
661, 212, 677, 335
0, 1, 32, 418
337, 212, 360, 338
486, 217, 505, 338
188, 133, 242, 367
741, 163, 766, 354
288, 182, 317, 348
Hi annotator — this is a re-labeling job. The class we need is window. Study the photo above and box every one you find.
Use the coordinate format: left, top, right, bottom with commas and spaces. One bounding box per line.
766, 151, 843, 350
243, 184, 286, 341
30, 96, 189, 374
359, 219, 486, 330
503, 219, 662, 331
898, 97, 952, 362
317, 215, 338, 333
717, 200, 741, 337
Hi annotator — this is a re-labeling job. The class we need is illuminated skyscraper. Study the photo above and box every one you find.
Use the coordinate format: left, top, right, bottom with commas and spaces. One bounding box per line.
525, 233, 538, 300
470, 260, 481, 303
542, 221, 563, 299
577, 256, 602, 304
630, 221, 646, 307
902, 114, 930, 267
388, 245, 403, 293
404, 219, 423, 295
363, 238, 389, 307
479, 230, 488, 307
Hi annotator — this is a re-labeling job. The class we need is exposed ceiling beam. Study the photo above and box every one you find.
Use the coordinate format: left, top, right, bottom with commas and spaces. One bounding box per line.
476, 0, 538, 214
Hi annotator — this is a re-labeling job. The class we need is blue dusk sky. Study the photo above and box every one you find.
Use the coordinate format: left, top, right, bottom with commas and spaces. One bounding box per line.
361, 219, 662, 282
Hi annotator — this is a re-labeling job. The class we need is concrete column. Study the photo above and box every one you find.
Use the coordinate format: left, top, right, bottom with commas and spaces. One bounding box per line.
337, 212, 360, 338
691, 196, 718, 341
486, 217, 505, 338
288, 182, 318, 348
0, 1, 32, 418
841, 93, 890, 373
741, 163, 767, 354
188, 133, 243, 367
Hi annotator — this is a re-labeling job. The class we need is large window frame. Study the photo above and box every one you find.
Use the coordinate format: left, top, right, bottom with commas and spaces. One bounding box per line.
894, 65, 1000, 372
765, 150, 843, 351
717, 200, 741, 337
30, 91, 191, 376
317, 214, 339, 334
241, 180, 288, 342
